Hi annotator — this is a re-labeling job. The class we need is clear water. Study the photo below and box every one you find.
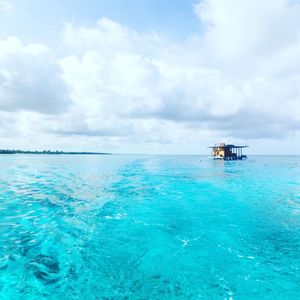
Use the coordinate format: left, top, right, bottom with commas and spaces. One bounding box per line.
0, 155, 299, 299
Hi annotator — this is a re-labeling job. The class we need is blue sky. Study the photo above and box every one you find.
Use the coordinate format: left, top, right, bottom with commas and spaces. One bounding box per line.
1, 0, 300, 154
0, 0, 201, 44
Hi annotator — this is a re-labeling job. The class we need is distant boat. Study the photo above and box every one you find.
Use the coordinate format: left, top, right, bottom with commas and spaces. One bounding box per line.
208, 143, 248, 160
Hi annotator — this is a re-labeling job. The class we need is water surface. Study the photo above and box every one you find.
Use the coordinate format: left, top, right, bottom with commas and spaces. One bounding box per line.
0, 155, 299, 299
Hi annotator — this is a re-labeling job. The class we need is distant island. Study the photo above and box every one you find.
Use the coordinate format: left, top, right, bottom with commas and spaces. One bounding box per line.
0, 149, 111, 155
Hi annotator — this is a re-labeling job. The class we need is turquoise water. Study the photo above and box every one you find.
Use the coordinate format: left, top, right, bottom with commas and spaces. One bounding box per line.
0, 155, 300, 299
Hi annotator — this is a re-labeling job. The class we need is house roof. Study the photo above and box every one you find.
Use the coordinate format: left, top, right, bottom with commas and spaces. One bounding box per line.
208, 144, 249, 149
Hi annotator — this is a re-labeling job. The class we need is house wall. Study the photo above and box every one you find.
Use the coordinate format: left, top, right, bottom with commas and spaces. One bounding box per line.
212, 147, 225, 157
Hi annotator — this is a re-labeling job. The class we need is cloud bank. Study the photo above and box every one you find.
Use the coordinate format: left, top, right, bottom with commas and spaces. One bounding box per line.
0, 38, 70, 114
1, 0, 300, 152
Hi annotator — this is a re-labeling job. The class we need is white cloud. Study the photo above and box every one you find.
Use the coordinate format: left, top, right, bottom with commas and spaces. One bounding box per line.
0, 37, 71, 114
194, 0, 300, 64
0, 0, 13, 12
57, 12, 300, 145
1, 1, 300, 153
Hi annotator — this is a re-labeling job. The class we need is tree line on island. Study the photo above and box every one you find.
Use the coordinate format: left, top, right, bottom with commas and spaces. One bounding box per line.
0, 149, 111, 155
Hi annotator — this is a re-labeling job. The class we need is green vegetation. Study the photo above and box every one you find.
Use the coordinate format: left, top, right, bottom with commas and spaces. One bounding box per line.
0, 150, 111, 155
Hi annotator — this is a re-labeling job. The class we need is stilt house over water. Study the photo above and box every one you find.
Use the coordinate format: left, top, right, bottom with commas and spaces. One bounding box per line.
209, 143, 248, 160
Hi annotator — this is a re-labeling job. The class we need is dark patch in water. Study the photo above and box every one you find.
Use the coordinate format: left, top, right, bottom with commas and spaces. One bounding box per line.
34, 270, 60, 285
0, 263, 8, 271
29, 254, 60, 285
34, 254, 60, 273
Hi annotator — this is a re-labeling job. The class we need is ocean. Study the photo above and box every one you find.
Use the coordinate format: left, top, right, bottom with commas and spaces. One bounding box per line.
0, 155, 299, 299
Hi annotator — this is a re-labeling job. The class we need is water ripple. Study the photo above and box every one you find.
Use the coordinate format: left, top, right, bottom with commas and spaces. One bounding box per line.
0, 155, 299, 299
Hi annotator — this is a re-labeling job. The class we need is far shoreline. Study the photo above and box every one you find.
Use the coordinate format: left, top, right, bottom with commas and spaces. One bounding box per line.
0, 150, 111, 155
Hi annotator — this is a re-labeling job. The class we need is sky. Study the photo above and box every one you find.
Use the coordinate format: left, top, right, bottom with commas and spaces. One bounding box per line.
1, 0, 300, 154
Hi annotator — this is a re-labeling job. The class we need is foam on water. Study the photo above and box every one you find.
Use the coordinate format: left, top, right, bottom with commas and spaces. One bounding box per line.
0, 155, 300, 299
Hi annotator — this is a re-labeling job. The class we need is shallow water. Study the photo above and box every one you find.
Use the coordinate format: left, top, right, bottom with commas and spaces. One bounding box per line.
0, 155, 299, 299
